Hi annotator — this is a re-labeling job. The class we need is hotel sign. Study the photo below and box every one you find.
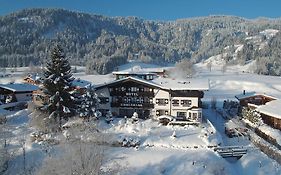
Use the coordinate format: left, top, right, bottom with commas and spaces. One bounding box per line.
120, 103, 143, 107
125, 92, 138, 96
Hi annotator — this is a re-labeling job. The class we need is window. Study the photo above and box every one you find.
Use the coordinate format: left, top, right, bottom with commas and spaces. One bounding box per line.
144, 87, 150, 92
172, 99, 179, 106
181, 100, 192, 107
131, 87, 139, 92
198, 112, 202, 119
177, 112, 187, 120
156, 98, 168, 105
112, 97, 118, 103
156, 110, 169, 116
192, 113, 198, 120
99, 97, 109, 104
132, 97, 137, 103
139, 98, 143, 104
188, 112, 192, 120
177, 112, 186, 117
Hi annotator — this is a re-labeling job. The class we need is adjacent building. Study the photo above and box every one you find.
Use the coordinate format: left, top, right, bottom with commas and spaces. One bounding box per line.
235, 91, 277, 109
0, 83, 38, 104
95, 71, 208, 122
255, 100, 281, 130
235, 91, 281, 130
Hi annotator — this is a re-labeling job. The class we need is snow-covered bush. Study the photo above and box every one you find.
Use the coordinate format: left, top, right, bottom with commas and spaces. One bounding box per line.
223, 100, 239, 116
131, 112, 139, 123
30, 109, 59, 133
105, 111, 113, 124
94, 110, 102, 120
171, 130, 177, 138
118, 136, 140, 147
30, 131, 45, 142
36, 141, 108, 175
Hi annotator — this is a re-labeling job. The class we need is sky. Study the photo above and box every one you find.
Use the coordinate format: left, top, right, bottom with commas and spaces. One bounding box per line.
1, 0, 281, 20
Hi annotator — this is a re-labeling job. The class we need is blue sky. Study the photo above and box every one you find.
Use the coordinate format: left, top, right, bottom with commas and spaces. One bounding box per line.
1, 0, 281, 20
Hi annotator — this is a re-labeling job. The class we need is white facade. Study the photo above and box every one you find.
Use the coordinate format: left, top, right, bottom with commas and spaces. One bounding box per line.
95, 77, 205, 122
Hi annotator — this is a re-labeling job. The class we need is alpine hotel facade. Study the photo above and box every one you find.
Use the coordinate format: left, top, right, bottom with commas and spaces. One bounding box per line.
95, 71, 208, 123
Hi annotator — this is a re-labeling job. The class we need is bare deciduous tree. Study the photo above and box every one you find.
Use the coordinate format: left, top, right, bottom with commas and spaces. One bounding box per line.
221, 62, 227, 74
175, 59, 196, 78
30, 108, 59, 133
207, 62, 212, 72
36, 140, 120, 175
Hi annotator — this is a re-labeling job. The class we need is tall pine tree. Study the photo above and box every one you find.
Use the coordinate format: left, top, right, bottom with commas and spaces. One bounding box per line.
43, 44, 75, 128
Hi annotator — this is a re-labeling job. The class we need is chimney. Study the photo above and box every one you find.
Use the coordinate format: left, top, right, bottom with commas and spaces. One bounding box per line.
243, 90, 245, 95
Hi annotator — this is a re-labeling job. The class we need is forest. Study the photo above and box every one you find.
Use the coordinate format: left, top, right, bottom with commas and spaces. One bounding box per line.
1, 8, 281, 75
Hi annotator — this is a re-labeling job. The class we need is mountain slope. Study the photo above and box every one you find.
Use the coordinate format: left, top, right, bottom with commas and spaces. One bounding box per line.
1, 8, 281, 74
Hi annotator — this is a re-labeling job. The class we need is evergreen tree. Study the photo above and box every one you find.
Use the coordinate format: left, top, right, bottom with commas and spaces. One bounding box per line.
43, 44, 75, 128
78, 85, 99, 121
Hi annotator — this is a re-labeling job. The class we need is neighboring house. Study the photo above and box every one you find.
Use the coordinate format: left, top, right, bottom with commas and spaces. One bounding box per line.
112, 66, 166, 80
95, 75, 208, 122
235, 91, 277, 110
255, 100, 281, 130
0, 83, 39, 104
235, 91, 281, 130
23, 74, 43, 85
113, 71, 157, 80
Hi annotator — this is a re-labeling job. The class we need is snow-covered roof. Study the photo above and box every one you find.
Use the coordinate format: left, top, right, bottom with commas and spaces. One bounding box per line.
116, 61, 167, 72
95, 76, 163, 90
113, 65, 165, 76
112, 71, 157, 75
152, 77, 209, 91
95, 76, 209, 91
256, 99, 281, 119
0, 83, 39, 92
24, 74, 43, 81
71, 78, 91, 88
235, 92, 277, 100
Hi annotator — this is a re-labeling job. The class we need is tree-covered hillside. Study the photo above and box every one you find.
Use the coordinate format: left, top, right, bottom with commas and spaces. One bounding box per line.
1, 8, 281, 74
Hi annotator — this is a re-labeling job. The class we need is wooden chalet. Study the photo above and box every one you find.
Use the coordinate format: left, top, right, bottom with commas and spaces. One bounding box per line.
235, 91, 277, 110
0, 83, 38, 104
255, 100, 281, 130
236, 91, 281, 130
23, 74, 43, 85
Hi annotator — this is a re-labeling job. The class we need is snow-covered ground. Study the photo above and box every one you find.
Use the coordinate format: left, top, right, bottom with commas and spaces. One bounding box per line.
1, 61, 281, 174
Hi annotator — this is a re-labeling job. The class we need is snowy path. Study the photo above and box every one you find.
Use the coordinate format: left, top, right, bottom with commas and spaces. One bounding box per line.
204, 108, 281, 175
